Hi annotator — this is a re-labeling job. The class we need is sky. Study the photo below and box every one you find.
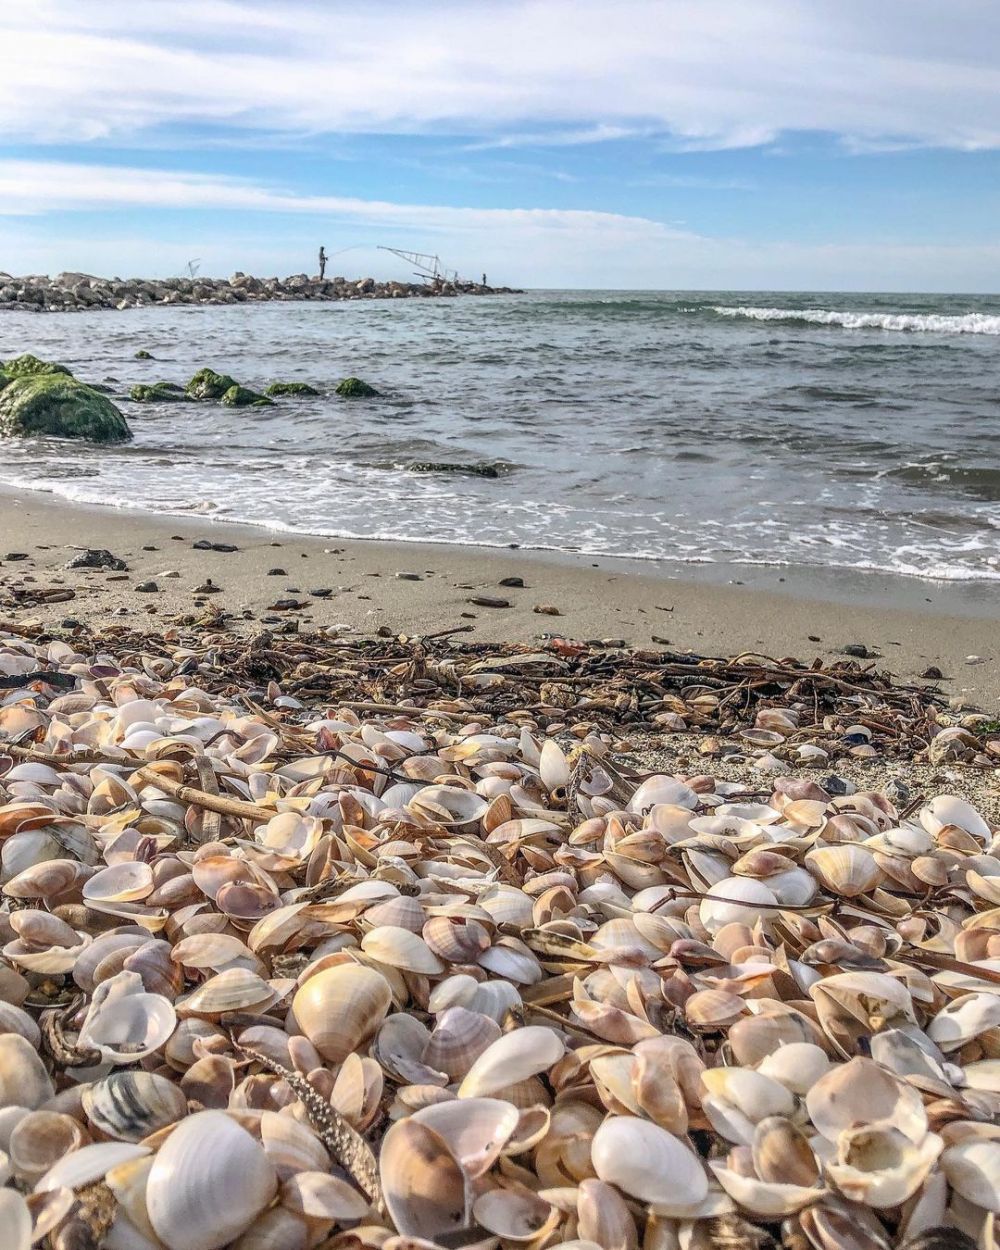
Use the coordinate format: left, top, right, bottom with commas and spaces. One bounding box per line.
2, 1, 1000, 290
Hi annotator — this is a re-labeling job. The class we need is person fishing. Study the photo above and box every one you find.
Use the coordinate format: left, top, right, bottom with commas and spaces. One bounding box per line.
318, 246, 328, 279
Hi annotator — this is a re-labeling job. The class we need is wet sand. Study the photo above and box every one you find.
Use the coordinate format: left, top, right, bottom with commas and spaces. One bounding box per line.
0, 486, 997, 707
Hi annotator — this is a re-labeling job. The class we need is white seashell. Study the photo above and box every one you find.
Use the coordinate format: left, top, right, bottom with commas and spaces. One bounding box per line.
473, 1187, 558, 1241
146, 1110, 278, 1250
700, 1068, 796, 1145
0, 1035, 55, 1109
927, 992, 1000, 1052
699, 877, 777, 934
806, 1056, 927, 1145
83, 1071, 187, 1142
458, 1026, 564, 1097
539, 740, 570, 791
920, 795, 990, 840
0, 1188, 31, 1250
37, 1141, 150, 1192
757, 1043, 830, 1095
379, 1118, 468, 1240
411, 1097, 519, 1177
823, 1125, 943, 1208
78, 971, 177, 1064
361, 926, 445, 974
629, 776, 698, 813
291, 964, 392, 1063
591, 1115, 708, 1206
941, 1139, 1000, 1213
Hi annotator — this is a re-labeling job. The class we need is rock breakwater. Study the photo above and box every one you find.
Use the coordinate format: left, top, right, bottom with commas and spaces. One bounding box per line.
0, 270, 521, 312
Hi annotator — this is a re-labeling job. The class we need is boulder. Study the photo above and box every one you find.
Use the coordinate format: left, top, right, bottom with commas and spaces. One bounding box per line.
186, 368, 238, 399
0, 376, 132, 442
408, 461, 504, 478
264, 381, 320, 397
220, 384, 273, 408
4, 353, 73, 379
130, 383, 191, 403
134, 349, 153, 360
335, 377, 379, 398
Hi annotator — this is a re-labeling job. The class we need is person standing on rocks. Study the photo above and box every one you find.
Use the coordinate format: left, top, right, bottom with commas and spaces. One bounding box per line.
318, 246, 327, 279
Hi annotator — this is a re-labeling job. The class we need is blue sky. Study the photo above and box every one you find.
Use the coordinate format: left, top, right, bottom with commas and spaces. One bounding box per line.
2, 0, 1000, 289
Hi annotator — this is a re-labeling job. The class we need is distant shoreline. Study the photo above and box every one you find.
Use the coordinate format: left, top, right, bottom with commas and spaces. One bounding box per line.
0, 270, 523, 313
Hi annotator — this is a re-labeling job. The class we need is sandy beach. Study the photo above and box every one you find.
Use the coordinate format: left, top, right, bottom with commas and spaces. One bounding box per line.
1, 486, 996, 706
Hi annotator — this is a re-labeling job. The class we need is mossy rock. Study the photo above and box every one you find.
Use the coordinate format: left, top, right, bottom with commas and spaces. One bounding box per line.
0, 371, 9, 393
264, 381, 320, 397
186, 367, 239, 399
221, 384, 273, 408
335, 377, 379, 398
0, 376, 132, 443
4, 353, 73, 379
134, 350, 154, 360
130, 383, 191, 403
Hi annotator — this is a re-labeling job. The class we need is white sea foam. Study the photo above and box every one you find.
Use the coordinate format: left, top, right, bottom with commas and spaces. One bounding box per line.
711, 306, 1000, 334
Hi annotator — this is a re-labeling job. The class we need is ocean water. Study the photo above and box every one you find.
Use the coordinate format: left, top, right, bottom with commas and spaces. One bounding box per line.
1, 290, 999, 582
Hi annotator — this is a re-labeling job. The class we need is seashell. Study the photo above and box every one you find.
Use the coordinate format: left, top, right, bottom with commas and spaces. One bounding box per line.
0, 1002, 41, 1047
361, 926, 445, 974
260, 1109, 330, 1180
809, 970, 916, 1057
472, 1187, 558, 1241
411, 1097, 519, 1176
941, 1139, 1000, 1212
78, 971, 177, 1064
699, 877, 777, 934
806, 1056, 927, 1145
36, 1141, 151, 1192
423, 915, 491, 963
700, 1068, 796, 1146
281, 1170, 370, 1223
330, 1053, 384, 1132
178, 967, 279, 1016
685, 989, 747, 1031
591, 1115, 708, 1207
146, 1110, 278, 1250
83, 861, 155, 906
0, 1034, 55, 1109
291, 964, 392, 1062
231, 1208, 309, 1250
927, 992, 1000, 1052
752, 1116, 819, 1187
576, 1177, 637, 1250
363, 895, 426, 933
422, 1007, 501, 1080
0, 1189, 30, 1250
757, 1042, 830, 1094
9, 1110, 90, 1183
458, 1026, 564, 1097
406, 785, 488, 826
823, 1124, 943, 1208
83, 1072, 187, 1142
920, 796, 990, 841
806, 845, 882, 897
379, 1118, 469, 1240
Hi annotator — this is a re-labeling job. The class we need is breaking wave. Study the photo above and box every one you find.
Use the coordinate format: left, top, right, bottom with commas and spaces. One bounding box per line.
710, 306, 1000, 334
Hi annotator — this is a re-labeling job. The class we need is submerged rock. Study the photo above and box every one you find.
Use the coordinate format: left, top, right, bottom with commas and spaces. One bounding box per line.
134, 349, 154, 359
264, 381, 320, 397
3, 353, 73, 379
221, 384, 273, 408
335, 376, 379, 398
186, 368, 238, 400
130, 383, 191, 403
0, 375, 132, 443
408, 460, 505, 478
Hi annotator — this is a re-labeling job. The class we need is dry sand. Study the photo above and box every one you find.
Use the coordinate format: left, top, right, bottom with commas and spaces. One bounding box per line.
1, 486, 997, 707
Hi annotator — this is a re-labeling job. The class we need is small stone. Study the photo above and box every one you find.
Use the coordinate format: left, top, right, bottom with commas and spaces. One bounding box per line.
533, 604, 562, 616
309, 588, 333, 598
841, 643, 871, 658
396, 572, 422, 581
160, 570, 181, 578
142, 545, 158, 551
920, 666, 944, 680
822, 774, 856, 796
65, 548, 128, 571
136, 580, 159, 593
498, 576, 525, 588
885, 779, 910, 805
192, 540, 238, 553
193, 580, 221, 594
468, 596, 510, 608
267, 568, 286, 576
5, 552, 29, 561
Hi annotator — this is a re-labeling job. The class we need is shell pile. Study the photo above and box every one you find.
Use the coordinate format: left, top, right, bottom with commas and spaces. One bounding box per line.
0, 631, 997, 1250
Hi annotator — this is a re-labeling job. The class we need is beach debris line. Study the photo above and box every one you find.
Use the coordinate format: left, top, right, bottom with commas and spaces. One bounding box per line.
0, 269, 522, 312
0, 626, 997, 1248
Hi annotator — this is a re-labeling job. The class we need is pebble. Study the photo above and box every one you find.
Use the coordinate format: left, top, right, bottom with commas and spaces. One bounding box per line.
309, 588, 333, 598
5, 552, 29, 561
193, 540, 239, 553
135, 581, 159, 594
267, 568, 286, 576
396, 572, 422, 581
65, 548, 127, 571
193, 580, 221, 594
468, 596, 510, 608
841, 642, 873, 658
534, 604, 562, 615
498, 576, 525, 588
159, 570, 181, 579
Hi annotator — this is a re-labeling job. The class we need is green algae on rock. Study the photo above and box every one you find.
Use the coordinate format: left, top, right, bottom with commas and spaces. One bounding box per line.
186, 367, 238, 399
264, 381, 320, 397
335, 377, 379, 398
221, 384, 273, 408
0, 375, 132, 442
134, 350, 154, 360
130, 383, 191, 403
3, 353, 73, 379
0, 371, 9, 393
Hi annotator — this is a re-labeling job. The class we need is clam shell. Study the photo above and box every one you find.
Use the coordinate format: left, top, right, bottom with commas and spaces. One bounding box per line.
0, 1189, 30, 1250
591, 1115, 708, 1207
422, 1007, 502, 1081
0, 1035, 55, 1109
83, 1072, 187, 1142
941, 1139, 1000, 1212
146, 1110, 278, 1250
458, 1026, 564, 1097
361, 926, 445, 975
291, 964, 392, 1062
379, 1118, 468, 1240
411, 1097, 519, 1177
37, 1141, 150, 1192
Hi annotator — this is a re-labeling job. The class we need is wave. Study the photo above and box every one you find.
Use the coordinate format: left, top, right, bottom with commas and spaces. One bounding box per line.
710, 306, 1000, 334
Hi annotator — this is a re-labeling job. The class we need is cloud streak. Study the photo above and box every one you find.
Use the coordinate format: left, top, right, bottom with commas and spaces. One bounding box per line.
2, 1, 1000, 151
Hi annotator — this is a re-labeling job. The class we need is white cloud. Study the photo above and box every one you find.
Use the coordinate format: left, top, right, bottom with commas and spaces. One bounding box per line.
1, 1, 999, 151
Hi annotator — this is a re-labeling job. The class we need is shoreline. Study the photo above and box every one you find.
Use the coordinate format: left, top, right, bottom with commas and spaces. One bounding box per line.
2, 485, 997, 705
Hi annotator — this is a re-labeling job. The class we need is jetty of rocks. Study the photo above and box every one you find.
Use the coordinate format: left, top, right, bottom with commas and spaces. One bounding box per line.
0, 271, 522, 312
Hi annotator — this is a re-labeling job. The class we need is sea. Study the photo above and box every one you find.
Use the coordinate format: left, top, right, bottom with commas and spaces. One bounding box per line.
2, 290, 999, 583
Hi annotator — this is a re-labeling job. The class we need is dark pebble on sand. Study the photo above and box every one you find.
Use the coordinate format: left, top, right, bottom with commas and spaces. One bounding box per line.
920, 666, 944, 680
142, 545, 159, 552
841, 643, 872, 658
822, 775, 856, 796
193, 540, 239, 553
468, 596, 510, 608
498, 576, 525, 588
808, 634, 821, 642
6, 553, 29, 561
309, 588, 333, 598
66, 549, 128, 571
267, 568, 286, 576
193, 580, 221, 593
136, 581, 159, 593
885, 779, 910, 804
396, 572, 422, 581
